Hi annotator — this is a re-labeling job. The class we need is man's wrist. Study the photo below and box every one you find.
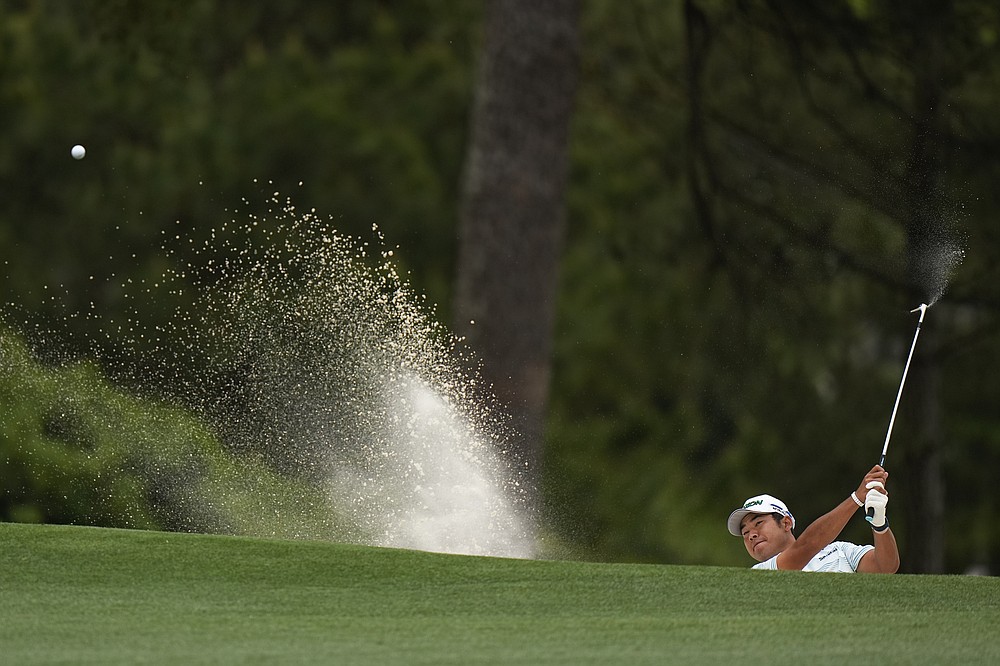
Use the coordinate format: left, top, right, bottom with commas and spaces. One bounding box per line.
872, 518, 890, 533
851, 491, 864, 507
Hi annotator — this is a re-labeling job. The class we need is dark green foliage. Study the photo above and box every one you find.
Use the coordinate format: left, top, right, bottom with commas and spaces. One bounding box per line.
0, 1, 477, 354
544, 0, 1000, 571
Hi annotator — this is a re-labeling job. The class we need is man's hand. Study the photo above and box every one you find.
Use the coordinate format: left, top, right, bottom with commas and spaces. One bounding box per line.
856, 465, 888, 502
865, 481, 888, 528
857, 473, 900, 573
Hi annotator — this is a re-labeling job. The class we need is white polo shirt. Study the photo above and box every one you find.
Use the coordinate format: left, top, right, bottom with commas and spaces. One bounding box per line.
752, 541, 874, 572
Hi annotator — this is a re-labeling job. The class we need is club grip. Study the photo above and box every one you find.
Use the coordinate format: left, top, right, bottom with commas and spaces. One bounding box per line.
865, 506, 874, 522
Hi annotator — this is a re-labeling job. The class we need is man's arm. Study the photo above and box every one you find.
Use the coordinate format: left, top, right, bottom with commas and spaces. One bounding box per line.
774, 497, 858, 570
855, 482, 900, 573
856, 527, 900, 573
774, 466, 888, 571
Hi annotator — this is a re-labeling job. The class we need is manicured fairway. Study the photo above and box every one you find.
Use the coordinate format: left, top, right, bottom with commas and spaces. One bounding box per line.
2, 522, 997, 664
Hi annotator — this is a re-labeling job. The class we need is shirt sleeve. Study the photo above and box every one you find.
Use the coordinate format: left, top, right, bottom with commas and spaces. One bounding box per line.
837, 541, 875, 571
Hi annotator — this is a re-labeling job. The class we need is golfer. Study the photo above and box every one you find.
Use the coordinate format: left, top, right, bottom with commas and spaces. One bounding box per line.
728, 465, 899, 573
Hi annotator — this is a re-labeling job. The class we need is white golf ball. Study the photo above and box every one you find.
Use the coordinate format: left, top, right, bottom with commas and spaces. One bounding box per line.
71, 144, 86, 160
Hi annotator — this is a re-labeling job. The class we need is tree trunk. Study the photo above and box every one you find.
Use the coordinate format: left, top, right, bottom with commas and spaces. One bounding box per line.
453, 0, 580, 489
900, 9, 947, 572
902, 345, 945, 572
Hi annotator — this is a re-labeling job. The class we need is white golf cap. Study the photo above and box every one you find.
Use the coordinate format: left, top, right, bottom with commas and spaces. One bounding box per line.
727, 494, 795, 536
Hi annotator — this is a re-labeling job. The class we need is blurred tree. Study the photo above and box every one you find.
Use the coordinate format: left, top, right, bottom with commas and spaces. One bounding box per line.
680, 0, 1000, 574
0, 0, 477, 394
545, 0, 1000, 572
453, 0, 581, 489
0, 0, 482, 527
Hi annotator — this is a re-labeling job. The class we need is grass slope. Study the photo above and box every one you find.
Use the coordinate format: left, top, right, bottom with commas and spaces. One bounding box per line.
2, 523, 998, 665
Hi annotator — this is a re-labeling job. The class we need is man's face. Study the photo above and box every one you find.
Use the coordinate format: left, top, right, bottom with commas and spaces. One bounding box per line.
740, 512, 793, 562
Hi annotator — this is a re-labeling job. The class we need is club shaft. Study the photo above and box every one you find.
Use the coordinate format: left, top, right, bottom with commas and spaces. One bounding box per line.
880, 316, 924, 466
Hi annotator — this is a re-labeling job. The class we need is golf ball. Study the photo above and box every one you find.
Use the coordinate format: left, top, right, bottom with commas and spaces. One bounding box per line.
71, 144, 86, 160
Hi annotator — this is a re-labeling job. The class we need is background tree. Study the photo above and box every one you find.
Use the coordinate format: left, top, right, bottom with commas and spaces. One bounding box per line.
453, 0, 581, 487
545, 0, 1000, 572
680, 0, 995, 574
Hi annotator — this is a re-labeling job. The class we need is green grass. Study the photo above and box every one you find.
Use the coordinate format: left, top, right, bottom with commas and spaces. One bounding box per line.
2, 523, 998, 665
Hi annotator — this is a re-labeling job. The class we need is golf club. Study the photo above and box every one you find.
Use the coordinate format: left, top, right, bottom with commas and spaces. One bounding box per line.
880, 303, 928, 467
867, 303, 927, 521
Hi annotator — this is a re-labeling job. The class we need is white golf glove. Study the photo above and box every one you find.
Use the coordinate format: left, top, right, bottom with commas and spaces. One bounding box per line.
865, 481, 888, 530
